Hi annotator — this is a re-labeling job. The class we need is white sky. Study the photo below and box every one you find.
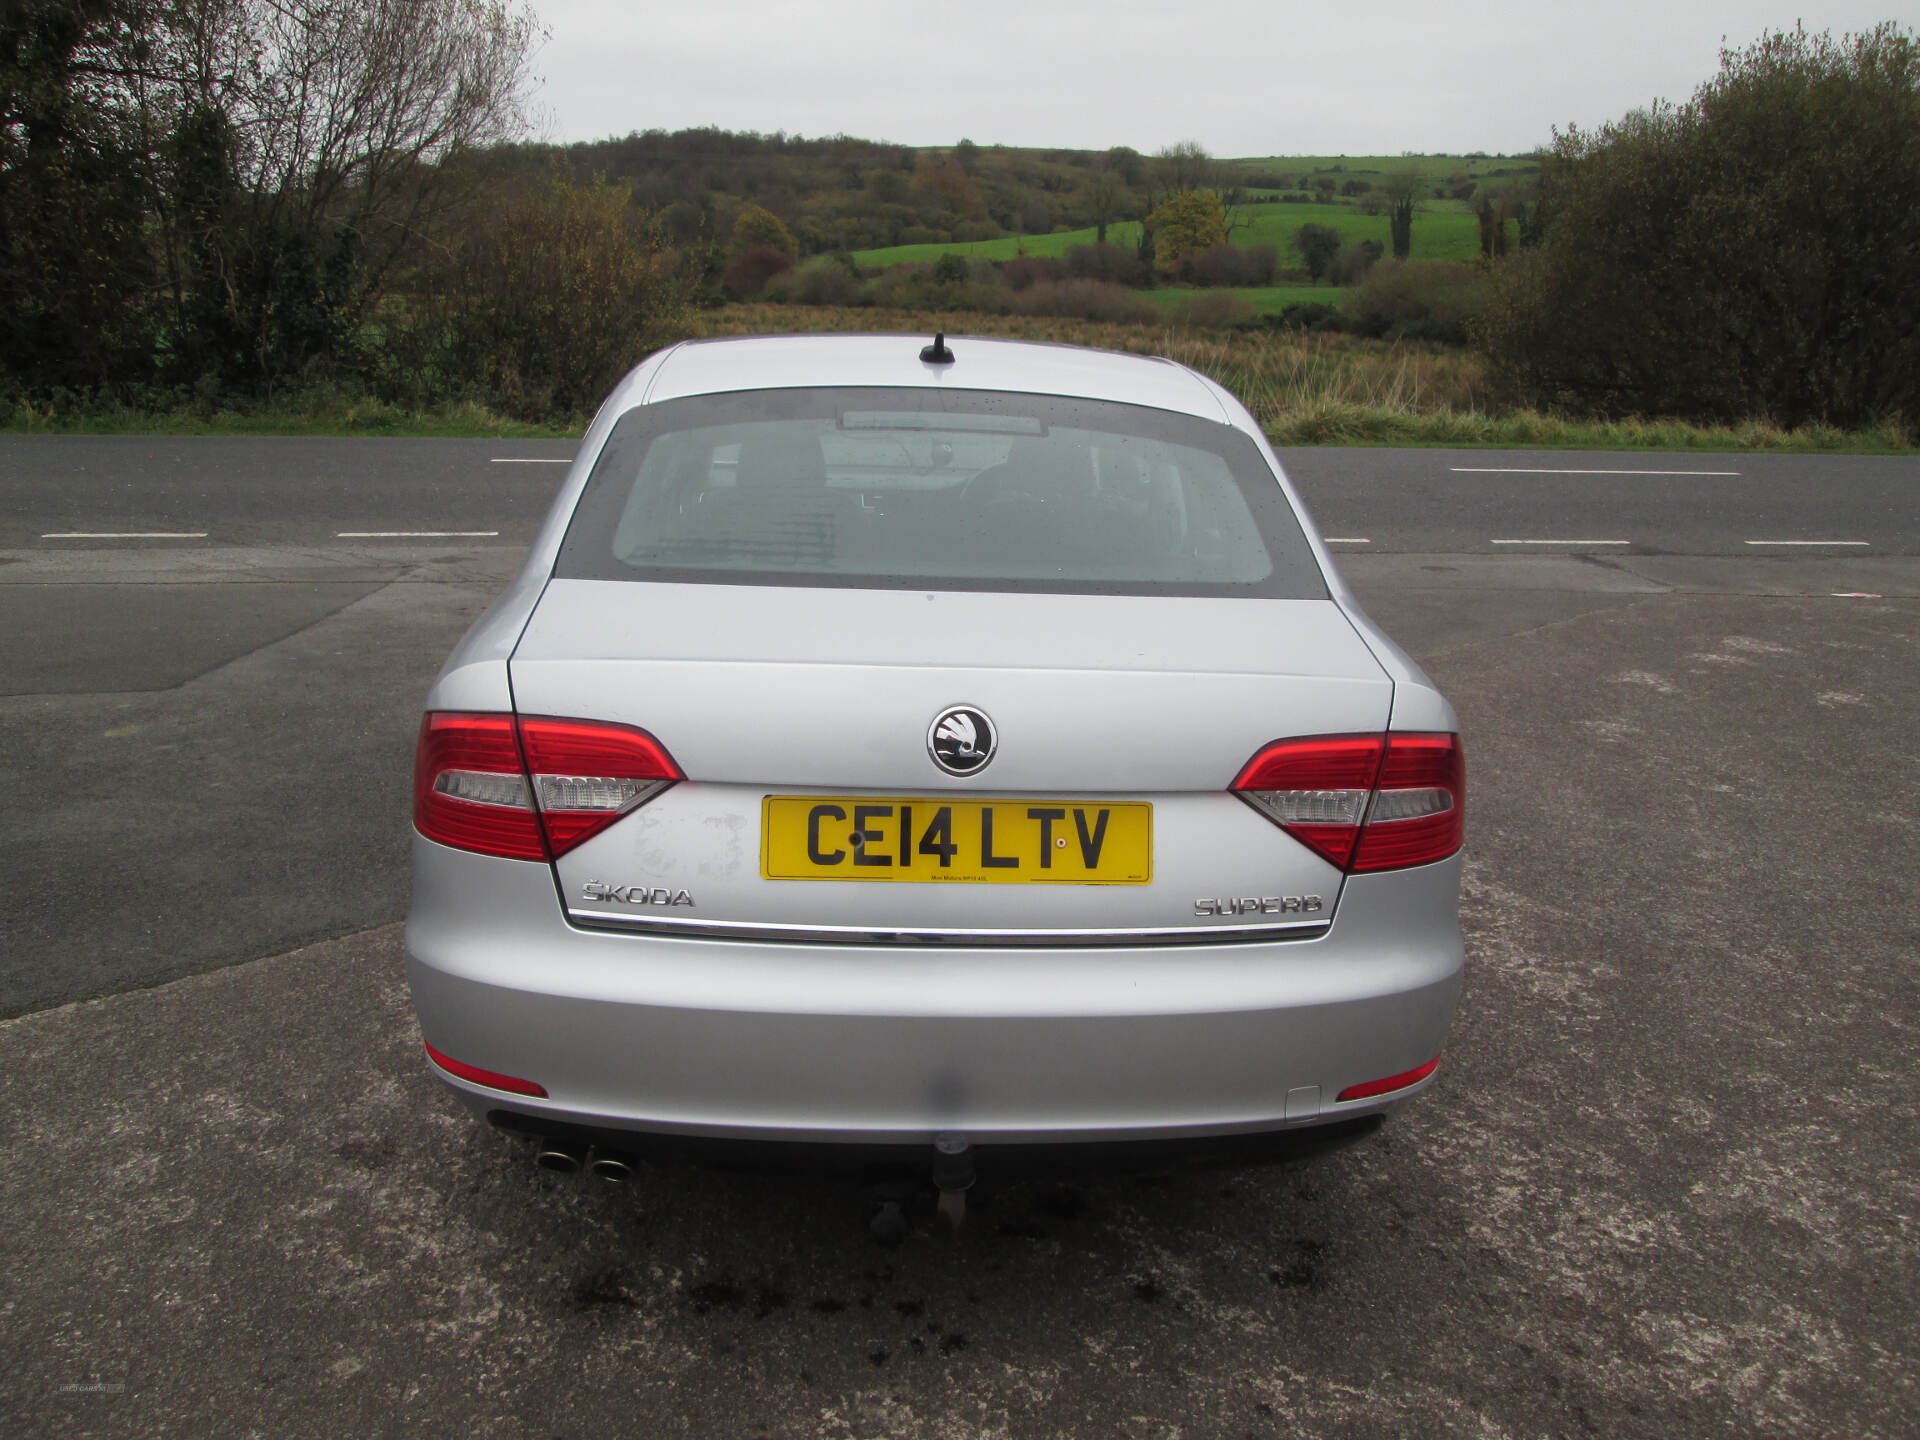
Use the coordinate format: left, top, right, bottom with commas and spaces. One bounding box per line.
524, 0, 1911, 157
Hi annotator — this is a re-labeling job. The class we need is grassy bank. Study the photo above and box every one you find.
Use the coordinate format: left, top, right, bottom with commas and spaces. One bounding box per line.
7, 304, 1913, 454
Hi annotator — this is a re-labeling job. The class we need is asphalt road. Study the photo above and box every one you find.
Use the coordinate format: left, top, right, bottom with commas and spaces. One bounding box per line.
1, 436, 1916, 1437
2, 435, 1916, 552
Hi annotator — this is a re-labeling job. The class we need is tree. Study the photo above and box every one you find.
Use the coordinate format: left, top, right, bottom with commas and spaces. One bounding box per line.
437, 173, 684, 418
1291, 222, 1343, 282
156, 0, 542, 392
0, 0, 164, 391
1381, 168, 1421, 259
731, 202, 795, 256
1145, 189, 1226, 274
1481, 22, 1920, 428
1086, 167, 1125, 245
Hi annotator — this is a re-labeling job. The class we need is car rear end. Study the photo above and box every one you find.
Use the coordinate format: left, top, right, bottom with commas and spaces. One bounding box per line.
405, 335, 1463, 1168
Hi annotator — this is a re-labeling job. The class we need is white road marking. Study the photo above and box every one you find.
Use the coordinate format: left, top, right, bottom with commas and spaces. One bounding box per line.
1744, 539, 1869, 546
490, 457, 570, 464
41, 531, 208, 539
1491, 538, 1630, 545
1323, 537, 1370, 543
337, 530, 500, 538
1451, 467, 1742, 476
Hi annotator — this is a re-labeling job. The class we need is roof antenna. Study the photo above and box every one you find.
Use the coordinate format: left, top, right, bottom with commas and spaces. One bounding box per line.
920, 331, 954, 364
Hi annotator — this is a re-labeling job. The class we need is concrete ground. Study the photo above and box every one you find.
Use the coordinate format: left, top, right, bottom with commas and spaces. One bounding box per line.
4, 530, 1915, 1437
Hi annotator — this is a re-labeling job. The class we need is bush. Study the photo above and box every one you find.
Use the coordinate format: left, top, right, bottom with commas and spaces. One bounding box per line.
1342, 261, 1487, 344
1166, 291, 1256, 328
722, 246, 795, 299
1480, 22, 1920, 425
1291, 224, 1343, 282
1000, 279, 1158, 324
1331, 240, 1384, 285
786, 257, 862, 306
1267, 302, 1351, 334
931, 252, 970, 284
998, 255, 1069, 290
1064, 242, 1153, 287
1177, 243, 1278, 287
432, 175, 685, 420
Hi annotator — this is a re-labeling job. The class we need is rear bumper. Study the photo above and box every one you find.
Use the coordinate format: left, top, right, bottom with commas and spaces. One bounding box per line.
405, 834, 1462, 1147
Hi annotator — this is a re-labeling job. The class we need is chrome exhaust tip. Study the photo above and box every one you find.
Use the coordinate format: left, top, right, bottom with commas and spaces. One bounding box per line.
587, 1152, 636, 1183
534, 1139, 586, 1174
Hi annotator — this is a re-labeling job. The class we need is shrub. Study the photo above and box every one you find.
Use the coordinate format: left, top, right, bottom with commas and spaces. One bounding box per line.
1331, 240, 1384, 285
1291, 223, 1344, 282
999, 279, 1158, 324
433, 175, 685, 420
787, 257, 862, 306
1177, 243, 1278, 287
1064, 242, 1153, 287
1343, 261, 1488, 344
1167, 292, 1256, 328
722, 246, 794, 299
998, 255, 1069, 290
931, 252, 970, 284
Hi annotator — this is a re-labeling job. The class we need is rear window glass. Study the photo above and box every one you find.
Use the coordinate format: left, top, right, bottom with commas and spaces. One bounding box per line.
555, 387, 1326, 598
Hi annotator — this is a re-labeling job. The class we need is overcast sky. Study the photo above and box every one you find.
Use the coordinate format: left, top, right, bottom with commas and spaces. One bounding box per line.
524, 1, 1908, 156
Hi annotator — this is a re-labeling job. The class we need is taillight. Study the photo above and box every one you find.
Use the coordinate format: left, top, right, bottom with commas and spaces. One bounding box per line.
517, 715, 682, 855
1232, 731, 1463, 873
414, 713, 545, 860
413, 712, 682, 860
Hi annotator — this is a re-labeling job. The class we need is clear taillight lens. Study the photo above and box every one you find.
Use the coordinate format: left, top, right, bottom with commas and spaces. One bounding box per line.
413, 713, 682, 860
1231, 732, 1464, 872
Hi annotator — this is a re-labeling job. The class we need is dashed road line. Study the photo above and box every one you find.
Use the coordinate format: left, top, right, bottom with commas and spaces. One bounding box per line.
1491, 538, 1630, 546
337, 530, 500, 538
41, 531, 208, 539
1322, 537, 1370, 544
1451, 467, 1742, 476
490, 457, 570, 464
1744, 539, 1869, 547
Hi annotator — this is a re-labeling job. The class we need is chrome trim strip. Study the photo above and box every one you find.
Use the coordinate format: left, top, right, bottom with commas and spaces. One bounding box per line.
564, 910, 1332, 947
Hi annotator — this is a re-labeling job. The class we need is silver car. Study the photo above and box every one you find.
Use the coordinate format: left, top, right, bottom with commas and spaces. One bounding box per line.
407, 333, 1463, 1185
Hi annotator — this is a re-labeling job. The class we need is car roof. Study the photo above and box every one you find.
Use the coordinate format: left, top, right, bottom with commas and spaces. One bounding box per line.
630, 333, 1232, 423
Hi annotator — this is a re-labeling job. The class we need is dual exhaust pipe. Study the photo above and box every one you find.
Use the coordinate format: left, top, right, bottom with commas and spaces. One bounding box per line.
533, 1139, 636, 1183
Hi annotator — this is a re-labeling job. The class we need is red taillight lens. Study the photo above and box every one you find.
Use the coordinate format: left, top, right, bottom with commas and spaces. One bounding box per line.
518, 715, 682, 856
414, 713, 546, 860
1232, 731, 1463, 873
1351, 732, 1464, 873
1230, 733, 1386, 868
413, 712, 682, 860
1337, 1056, 1440, 1102
424, 1041, 548, 1098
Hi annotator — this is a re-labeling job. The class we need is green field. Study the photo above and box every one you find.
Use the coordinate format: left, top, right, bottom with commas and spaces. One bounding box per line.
852, 202, 1484, 270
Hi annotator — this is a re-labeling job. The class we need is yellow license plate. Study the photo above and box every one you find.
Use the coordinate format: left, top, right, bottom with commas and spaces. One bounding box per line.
761, 796, 1152, 885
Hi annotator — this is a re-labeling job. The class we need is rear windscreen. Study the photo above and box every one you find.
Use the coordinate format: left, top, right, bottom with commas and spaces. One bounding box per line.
554, 387, 1327, 598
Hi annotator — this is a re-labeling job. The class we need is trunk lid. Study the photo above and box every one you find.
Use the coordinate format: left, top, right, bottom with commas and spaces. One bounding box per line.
510, 580, 1393, 943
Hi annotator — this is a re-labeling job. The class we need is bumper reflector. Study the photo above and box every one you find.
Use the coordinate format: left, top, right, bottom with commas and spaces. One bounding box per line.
424, 1042, 548, 1098
1337, 1056, 1440, 1103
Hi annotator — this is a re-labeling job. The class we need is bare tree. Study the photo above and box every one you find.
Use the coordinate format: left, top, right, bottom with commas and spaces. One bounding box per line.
150, 0, 542, 385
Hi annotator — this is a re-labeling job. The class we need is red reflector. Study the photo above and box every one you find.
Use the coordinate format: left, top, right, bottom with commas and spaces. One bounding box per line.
424, 1041, 548, 1098
1338, 1056, 1441, 1102
413, 713, 547, 861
